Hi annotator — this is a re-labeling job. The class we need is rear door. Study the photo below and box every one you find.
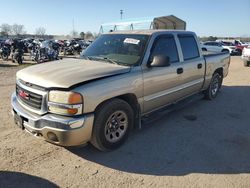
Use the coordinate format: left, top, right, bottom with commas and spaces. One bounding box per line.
176, 34, 205, 97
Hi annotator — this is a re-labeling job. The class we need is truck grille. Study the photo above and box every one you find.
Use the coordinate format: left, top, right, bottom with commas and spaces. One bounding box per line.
16, 84, 43, 110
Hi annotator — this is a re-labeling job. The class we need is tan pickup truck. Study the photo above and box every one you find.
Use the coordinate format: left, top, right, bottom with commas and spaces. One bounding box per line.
11, 30, 230, 151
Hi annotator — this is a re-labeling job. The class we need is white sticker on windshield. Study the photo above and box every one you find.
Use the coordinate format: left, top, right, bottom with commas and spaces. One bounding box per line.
124, 38, 140, 45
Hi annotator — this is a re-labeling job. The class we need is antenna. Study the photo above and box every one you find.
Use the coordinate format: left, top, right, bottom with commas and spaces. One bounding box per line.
120, 10, 123, 20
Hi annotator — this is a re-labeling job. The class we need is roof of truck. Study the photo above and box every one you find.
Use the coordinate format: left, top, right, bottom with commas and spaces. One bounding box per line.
107, 29, 195, 35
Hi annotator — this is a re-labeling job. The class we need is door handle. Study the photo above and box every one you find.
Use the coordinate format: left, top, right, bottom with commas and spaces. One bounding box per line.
197, 63, 202, 69
177, 67, 183, 74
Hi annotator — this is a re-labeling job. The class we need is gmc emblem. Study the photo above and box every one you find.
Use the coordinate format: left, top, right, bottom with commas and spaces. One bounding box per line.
19, 90, 29, 100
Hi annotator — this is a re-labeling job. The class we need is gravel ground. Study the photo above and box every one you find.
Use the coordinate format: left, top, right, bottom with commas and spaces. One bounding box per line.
0, 56, 250, 188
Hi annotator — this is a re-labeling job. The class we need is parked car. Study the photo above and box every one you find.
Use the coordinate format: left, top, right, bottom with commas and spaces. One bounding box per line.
217, 39, 249, 55
11, 30, 230, 151
217, 39, 247, 46
201, 41, 225, 53
242, 46, 250, 66
201, 41, 239, 55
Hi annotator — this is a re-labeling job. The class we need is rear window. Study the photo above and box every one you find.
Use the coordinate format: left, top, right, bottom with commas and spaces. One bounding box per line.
178, 35, 200, 60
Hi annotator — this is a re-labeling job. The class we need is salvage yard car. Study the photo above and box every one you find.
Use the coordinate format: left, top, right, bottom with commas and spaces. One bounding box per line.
201, 41, 239, 55
11, 30, 230, 151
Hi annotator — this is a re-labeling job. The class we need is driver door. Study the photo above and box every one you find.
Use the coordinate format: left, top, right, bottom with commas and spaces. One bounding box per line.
143, 35, 184, 114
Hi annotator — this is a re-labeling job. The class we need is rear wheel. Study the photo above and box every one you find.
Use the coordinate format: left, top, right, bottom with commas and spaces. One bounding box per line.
204, 73, 222, 100
91, 99, 134, 151
17, 55, 23, 65
236, 49, 242, 55
244, 61, 250, 67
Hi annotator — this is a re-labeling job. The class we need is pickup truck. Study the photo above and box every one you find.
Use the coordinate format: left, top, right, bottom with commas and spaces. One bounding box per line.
11, 30, 230, 151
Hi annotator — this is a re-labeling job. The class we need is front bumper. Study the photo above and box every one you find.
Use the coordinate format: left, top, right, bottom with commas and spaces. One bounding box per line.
11, 93, 94, 146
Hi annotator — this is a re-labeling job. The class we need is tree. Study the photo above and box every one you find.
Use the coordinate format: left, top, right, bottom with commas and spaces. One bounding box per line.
12, 24, 25, 36
0, 23, 12, 37
35, 27, 46, 37
200, 36, 218, 42
207, 36, 218, 41
80, 32, 85, 39
85, 31, 94, 39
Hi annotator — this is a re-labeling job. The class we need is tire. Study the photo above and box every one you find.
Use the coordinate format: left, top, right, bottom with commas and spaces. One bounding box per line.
244, 61, 250, 67
91, 99, 134, 151
204, 73, 222, 100
236, 49, 242, 56
17, 56, 23, 65
2, 53, 8, 61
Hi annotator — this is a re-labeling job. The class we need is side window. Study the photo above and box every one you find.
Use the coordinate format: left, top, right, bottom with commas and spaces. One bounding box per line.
178, 35, 200, 60
150, 36, 179, 63
212, 42, 218, 46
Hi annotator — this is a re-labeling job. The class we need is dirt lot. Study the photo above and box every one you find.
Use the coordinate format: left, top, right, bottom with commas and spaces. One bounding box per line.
0, 56, 250, 188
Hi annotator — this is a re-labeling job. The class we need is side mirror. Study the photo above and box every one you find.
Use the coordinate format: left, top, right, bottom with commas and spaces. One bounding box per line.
148, 55, 170, 67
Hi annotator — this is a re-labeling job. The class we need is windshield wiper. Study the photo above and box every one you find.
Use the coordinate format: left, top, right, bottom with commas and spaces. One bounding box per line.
88, 56, 118, 64
88, 56, 130, 66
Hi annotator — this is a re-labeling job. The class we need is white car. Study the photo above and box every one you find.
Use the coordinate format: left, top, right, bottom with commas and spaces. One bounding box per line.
242, 46, 250, 66
201, 41, 238, 55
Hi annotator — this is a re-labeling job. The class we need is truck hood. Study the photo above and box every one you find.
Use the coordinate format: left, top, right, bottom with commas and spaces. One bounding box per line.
16, 58, 131, 88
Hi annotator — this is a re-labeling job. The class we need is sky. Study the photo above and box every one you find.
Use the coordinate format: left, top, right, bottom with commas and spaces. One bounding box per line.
0, 0, 250, 37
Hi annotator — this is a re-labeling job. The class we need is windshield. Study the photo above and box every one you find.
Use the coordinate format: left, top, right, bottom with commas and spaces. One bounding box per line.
81, 34, 149, 66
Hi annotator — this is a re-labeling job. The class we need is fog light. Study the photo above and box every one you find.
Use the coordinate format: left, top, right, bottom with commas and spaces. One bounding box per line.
47, 132, 58, 142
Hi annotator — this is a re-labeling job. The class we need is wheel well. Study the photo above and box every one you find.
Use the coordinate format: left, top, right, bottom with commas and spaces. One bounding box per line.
116, 94, 139, 112
94, 94, 140, 128
222, 49, 229, 52
214, 67, 223, 77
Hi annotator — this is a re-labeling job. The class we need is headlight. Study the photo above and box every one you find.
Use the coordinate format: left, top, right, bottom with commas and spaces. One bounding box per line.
48, 91, 83, 116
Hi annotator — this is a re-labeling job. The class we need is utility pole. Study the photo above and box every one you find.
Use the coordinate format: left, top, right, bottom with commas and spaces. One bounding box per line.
72, 18, 75, 33
120, 10, 123, 20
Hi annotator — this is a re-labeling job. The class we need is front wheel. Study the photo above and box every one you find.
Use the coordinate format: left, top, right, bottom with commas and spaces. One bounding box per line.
2, 53, 8, 61
244, 61, 250, 67
91, 99, 134, 151
204, 73, 222, 100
